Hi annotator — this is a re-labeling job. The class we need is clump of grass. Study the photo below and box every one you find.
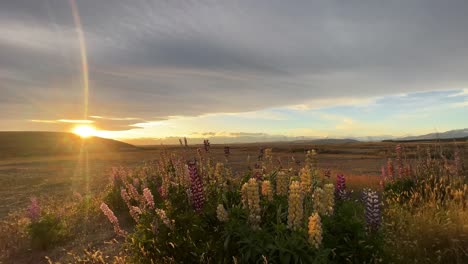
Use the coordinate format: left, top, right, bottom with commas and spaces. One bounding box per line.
383, 144, 468, 263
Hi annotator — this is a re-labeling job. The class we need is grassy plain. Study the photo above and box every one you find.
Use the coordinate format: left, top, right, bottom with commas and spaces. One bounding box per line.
1, 140, 466, 219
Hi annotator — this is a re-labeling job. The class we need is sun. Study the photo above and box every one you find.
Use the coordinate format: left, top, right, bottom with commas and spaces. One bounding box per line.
72, 125, 97, 138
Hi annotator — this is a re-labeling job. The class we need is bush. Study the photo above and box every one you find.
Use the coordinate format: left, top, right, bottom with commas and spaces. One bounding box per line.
28, 213, 68, 250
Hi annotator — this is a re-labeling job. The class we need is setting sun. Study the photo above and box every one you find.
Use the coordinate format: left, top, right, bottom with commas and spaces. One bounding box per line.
72, 125, 97, 138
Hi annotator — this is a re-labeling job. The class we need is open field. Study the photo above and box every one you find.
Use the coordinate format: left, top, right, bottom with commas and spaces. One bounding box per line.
1, 140, 466, 219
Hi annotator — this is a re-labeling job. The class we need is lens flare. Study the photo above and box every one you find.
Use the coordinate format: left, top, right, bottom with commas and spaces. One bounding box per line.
73, 125, 97, 138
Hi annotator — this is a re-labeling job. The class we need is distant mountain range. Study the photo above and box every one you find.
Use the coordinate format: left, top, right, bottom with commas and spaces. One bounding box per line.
0, 132, 137, 158
388, 128, 468, 142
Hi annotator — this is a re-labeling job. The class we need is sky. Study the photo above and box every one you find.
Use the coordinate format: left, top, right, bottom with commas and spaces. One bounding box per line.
1, 0, 467, 144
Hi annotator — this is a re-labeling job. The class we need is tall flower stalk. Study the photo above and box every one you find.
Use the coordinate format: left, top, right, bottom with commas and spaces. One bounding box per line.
216, 204, 229, 222
100, 203, 126, 236
365, 190, 381, 232
188, 161, 205, 212
287, 181, 303, 230
246, 178, 261, 229
308, 212, 322, 249
261, 180, 273, 201
323, 183, 335, 215
276, 170, 290, 196
335, 174, 347, 200
27, 197, 40, 222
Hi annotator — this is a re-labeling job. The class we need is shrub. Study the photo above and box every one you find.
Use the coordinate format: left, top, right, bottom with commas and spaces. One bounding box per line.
28, 213, 68, 250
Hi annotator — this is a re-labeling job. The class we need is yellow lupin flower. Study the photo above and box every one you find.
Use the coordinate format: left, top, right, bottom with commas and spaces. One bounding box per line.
216, 204, 229, 222
261, 180, 274, 201
287, 181, 304, 230
312, 187, 327, 216
247, 178, 261, 229
308, 212, 322, 249
300, 165, 312, 193
323, 183, 335, 216
276, 170, 290, 196
214, 163, 225, 181
241, 182, 249, 208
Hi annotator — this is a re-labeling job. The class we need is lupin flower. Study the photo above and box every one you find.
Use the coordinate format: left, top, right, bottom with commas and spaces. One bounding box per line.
133, 178, 140, 188
287, 181, 304, 230
241, 182, 249, 208
184, 137, 188, 147
323, 168, 331, 180
216, 204, 229, 222
126, 182, 140, 201
27, 197, 41, 222
224, 146, 230, 158
253, 168, 263, 181
143, 188, 155, 209
386, 159, 394, 180
179, 138, 183, 147
323, 183, 335, 215
300, 166, 312, 193
312, 187, 326, 215
335, 174, 347, 200
276, 170, 290, 196
380, 165, 387, 188
246, 178, 261, 229
365, 190, 381, 232
203, 139, 210, 152
100, 203, 126, 236
261, 180, 274, 201
159, 185, 168, 200
258, 148, 264, 161
396, 144, 403, 178
121, 188, 131, 207
155, 208, 174, 229
129, 206, 142, 222
308, 212, 323, 249
214, 163, 225, 182
305, 150, 318, 168
188, 161, 205, 212
361, 188, 371, 204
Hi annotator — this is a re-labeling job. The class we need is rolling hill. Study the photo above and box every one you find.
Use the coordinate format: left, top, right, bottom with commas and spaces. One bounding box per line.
385, 128, 468, 142
0, 131, 137, 158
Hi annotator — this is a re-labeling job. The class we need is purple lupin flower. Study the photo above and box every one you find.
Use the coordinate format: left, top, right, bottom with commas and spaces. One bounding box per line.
365, 190, 381, 232
258, 148, 264, 161
361, 188, 371, 204
188, 161, 205, 212
335, 174, 347, 200
203, 139, 210, 152
27, 197, 41, 222
224, 146, 230, 158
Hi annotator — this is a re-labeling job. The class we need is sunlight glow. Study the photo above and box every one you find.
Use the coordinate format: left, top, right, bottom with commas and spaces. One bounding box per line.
72, 125, 97, 138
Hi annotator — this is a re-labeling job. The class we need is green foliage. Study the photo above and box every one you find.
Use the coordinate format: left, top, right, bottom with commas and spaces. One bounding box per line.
322, 200, 383, 264
383, 177, 415, 204
28, 213, 68, 250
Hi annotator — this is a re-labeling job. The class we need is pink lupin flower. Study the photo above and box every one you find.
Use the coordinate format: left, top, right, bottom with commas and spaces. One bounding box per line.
27, 197, 40, 222
100, 203, 126, 236
159, 186, 168, 200
395, 144, 403, 178
121, 188, 131, 207
386, 158, 394, 180
143, 188, 155, 209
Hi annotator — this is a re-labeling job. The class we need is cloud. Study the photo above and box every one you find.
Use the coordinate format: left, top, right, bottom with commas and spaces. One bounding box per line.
2, 0, 468, 133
